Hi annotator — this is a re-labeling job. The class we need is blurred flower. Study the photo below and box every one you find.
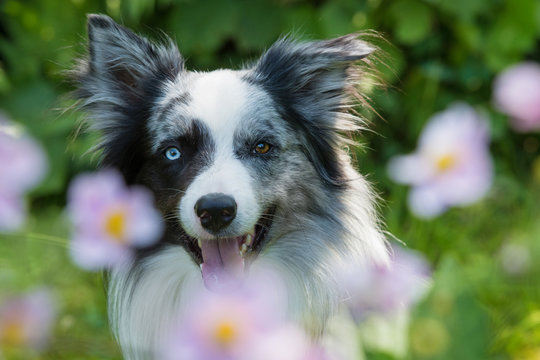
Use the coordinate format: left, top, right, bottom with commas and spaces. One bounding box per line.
240, 325, 331, 360
387, 103, 493, 218
0, 114, 47, 232
493, 62, 540, 132
67, 169, 163, 270
0, 289, 56, 351
163, 290, 272, 360
161, 268, 325, 360
339, 247, 431, 320
498, 242, 531, 276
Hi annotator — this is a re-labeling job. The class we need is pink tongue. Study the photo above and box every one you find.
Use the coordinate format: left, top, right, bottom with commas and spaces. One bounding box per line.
200, 238, 245, 292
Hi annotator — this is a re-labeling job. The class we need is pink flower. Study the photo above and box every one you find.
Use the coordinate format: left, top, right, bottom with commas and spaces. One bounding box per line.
240, 324, 329, 360
340, 247, 431, 320
164, 291, 272, 360
493, 62, 540, 132
387, 103, 493, 218
67, 169, 163, 270
244, 316, 340, 360
0, 289, 56, 351
0, 115, 47, 232
161, 268, 323, 360
0, 195, 25, 232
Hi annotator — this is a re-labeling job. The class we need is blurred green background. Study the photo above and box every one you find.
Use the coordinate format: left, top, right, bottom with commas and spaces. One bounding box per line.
1, 0, 540, 359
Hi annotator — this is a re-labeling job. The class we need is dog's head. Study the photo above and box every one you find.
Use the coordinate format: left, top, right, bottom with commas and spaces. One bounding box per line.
74, 14, 374, 291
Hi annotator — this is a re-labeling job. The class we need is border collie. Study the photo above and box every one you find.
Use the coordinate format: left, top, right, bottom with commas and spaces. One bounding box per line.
72, 14, 389, 359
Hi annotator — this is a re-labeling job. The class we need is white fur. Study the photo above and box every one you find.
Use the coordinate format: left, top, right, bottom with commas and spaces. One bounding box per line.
178, 70, 262, 239
188, 70, 250, 137
109, 247, 202, 359
179, 156, 260, 239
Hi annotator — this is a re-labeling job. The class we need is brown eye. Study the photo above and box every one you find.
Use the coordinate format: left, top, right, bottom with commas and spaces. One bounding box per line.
254, 142, 271, 154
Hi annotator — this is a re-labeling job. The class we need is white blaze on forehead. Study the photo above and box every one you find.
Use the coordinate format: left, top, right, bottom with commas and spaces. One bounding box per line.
179, 70, 261, 239
188, 70, 251, 145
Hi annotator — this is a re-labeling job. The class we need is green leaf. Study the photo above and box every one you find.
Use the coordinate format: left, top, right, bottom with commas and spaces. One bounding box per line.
411, 256, 493, 359
318, 2, 355, 37
235, 1, 283, 51
0, 65, 11, 95
122, 0, 155, 21
430, 0, 491, 22
168, 1, 240, 57
281, 6, 319, 40
389, 0, 432, 45
484, 0, 538, 71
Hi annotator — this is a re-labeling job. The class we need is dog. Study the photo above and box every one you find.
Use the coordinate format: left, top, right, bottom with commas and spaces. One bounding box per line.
72, 14, 390, 359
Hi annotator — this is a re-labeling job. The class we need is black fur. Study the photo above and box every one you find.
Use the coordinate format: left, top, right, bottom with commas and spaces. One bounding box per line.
246, 35, 372, 188
72, 14, 184, 182
135, 119, 215, 262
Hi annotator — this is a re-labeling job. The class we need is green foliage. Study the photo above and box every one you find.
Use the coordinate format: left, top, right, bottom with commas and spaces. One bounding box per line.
388, 0, 433, 45
1, 0, 539, 358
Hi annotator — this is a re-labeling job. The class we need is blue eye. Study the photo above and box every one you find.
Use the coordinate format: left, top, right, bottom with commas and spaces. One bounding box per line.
165, 146, 181, 160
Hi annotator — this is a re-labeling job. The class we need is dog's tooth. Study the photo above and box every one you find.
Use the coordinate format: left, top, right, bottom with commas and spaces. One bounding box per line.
240, 243, 248, 257
245, 234, 253, 246
197, 239, 202, 248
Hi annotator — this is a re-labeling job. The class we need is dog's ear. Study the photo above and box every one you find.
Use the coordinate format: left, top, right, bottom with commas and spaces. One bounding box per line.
250, 34, 375, 187
84, 14, 183, 94
72, 14, 183, 180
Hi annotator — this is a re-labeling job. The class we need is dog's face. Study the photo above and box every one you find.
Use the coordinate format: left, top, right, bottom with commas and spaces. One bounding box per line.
74, 15, 374, 291
140, 70, 294, 290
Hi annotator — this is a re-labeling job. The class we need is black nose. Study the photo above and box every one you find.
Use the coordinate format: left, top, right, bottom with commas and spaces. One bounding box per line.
194, 193, 237, 233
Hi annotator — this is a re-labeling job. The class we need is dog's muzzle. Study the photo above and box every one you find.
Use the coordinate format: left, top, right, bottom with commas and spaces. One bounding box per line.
194, 193, 237, 233
193, 192, 250, 292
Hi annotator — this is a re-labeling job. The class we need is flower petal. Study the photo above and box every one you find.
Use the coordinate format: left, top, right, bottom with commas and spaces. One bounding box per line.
0, 193, 25, 232
70, 234, 133, 270
493, 62, 540, 131
387, 154, 435, 185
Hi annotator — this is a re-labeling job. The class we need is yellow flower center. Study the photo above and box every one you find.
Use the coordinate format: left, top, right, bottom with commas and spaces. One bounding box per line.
436, 154, 456, 172
214, 322, 237, 347
1, 321, 25, 346
105, 210, 126, 242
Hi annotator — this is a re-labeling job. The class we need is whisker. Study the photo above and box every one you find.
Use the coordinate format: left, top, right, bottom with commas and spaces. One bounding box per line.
156, 188, 186, 195
163, 214, 180, 222
5, 232, 71, 249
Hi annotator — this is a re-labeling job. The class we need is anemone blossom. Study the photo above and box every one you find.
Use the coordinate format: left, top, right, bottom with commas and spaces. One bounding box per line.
161, 268, 326, 360
387, 103, 493, 218
493, 62, 540, 132
339, 246, 431, 320
67, 170, 163, 270
0, 115, 47, 232
0, 289, 56, 351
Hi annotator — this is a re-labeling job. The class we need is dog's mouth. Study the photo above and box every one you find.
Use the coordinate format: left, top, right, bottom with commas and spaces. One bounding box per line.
188, 207, 275, 292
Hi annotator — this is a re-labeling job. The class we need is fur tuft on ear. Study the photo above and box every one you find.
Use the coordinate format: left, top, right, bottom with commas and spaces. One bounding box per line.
248, 34, 376, 188
85, 14, 183, 88
71, 14, 183, 181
